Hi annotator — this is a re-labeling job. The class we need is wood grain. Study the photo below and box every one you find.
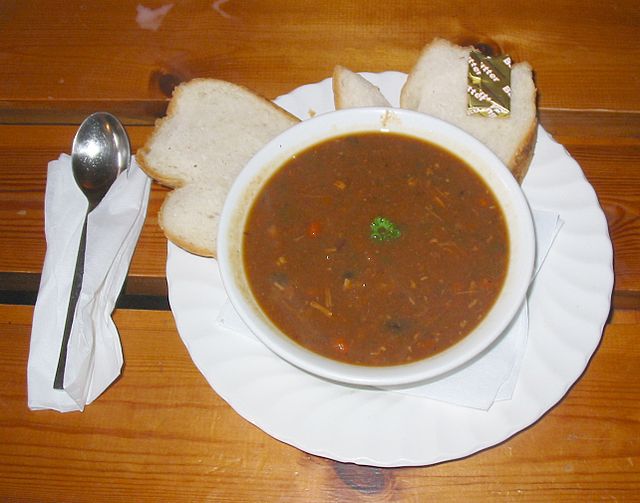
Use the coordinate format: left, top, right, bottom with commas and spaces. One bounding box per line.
1, 1, 639, 499
0, 305, 638, 501
1, 110, 638, 304
1, 0, 639, 123
0, 125, 166, 284
539, 110, 640, 300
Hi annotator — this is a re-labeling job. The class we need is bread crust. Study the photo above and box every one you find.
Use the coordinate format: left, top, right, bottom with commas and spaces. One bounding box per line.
136, 147, 186, 188
332, 65, 348, 110
158, 194, 215, 256
508, 121, 538, 183
136, 80, 194, 188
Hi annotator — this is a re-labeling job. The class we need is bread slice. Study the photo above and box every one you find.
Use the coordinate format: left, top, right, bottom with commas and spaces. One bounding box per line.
137, 78, 299, 257
332, 65, 391, 109
400, 39, 537, 182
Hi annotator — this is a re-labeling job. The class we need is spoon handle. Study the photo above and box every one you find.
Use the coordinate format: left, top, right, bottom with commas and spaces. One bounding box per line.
53, 211, 88, 390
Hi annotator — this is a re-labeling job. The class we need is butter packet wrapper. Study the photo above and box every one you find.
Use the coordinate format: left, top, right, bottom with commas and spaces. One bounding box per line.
467, 50, 512, 118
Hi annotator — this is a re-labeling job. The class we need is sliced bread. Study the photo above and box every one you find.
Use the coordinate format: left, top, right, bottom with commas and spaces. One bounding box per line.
136, 78, 299, 257
332, 65, 391, 109
400, 39, 537, 182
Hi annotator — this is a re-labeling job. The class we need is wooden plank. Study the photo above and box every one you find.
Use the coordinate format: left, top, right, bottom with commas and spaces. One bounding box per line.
0, 99, 168, 125
0, 1, 637, 499
0, 124, 165, 282
0, 305, 638, 501
1, 0, 639, 120
1, 110, 638, 302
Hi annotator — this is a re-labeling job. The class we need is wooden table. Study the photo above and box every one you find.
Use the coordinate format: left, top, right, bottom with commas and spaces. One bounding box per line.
1, 1, 639, 500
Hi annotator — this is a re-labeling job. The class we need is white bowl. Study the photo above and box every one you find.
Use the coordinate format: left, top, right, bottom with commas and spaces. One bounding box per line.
217, 108, 535, 387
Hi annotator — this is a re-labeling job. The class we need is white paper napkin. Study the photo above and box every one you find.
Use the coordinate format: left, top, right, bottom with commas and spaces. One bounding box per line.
215, 208, 563, 410
27, 154, 151, 412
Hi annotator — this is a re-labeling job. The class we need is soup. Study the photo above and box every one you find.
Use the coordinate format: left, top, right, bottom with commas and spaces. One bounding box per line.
243, 132, 508, 366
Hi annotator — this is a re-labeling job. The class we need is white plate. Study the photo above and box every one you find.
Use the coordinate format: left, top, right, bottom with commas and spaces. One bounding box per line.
166, 72, 614, 467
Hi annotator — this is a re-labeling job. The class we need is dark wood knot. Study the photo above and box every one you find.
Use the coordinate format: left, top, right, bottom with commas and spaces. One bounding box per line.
455, 37, 503, 56
333, 462, 390, 495
149, 70, 184, 98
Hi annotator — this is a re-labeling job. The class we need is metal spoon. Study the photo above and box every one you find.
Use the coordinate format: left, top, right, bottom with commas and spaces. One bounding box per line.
53, 112, 130, 390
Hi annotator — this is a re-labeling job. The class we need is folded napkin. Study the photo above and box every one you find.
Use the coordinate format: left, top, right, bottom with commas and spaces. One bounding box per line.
27, 154, 151, 412
216, 208, 562, 410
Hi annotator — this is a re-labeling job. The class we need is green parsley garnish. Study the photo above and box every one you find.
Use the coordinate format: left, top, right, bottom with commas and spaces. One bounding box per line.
370, 217, 401, 241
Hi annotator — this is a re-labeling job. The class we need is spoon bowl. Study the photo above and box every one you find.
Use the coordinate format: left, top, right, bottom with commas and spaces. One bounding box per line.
72, 112, 131, 209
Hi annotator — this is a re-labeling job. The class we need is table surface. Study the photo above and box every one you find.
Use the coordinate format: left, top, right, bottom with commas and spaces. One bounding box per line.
1, 1, 639, 501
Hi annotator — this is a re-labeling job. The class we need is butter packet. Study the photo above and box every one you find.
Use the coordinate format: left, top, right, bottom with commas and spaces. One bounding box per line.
467, 50, 512, 118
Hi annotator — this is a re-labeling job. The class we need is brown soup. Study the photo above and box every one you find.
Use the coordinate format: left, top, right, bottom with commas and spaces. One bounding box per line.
243, 132, 508, 366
